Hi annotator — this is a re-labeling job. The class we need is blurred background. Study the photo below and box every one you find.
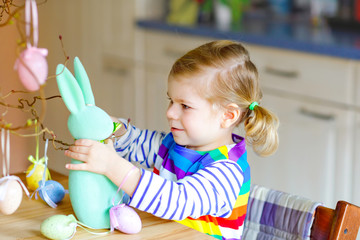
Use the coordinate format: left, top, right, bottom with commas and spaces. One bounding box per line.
1, 0, 360, 209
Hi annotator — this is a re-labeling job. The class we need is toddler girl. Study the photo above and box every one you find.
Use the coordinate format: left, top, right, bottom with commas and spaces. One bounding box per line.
65, 40, 279, 240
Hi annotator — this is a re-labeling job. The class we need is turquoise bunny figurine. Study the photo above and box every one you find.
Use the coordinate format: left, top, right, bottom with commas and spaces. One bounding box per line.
56, 57, 123, 229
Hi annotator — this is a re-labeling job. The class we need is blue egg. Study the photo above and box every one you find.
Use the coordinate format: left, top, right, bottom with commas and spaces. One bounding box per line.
39, 180, 65, 204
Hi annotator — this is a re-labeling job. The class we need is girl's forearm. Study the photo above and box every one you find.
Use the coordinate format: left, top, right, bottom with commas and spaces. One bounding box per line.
106, 156, 141, 197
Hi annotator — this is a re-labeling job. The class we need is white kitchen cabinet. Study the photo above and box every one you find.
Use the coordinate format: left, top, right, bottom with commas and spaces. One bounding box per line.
247, 92, 354, 207
354, 114, 360, 206
353, 66, 360, 206
100, 55, 137, 121
82, 0, 149, 128
101, 0, 136, 60
143, 65, 169, 132
242, 44, 357, 207
356, 64, 360, 108
99, 1, 167, 129
99, 0, 140, 124
246, 44, 355, 105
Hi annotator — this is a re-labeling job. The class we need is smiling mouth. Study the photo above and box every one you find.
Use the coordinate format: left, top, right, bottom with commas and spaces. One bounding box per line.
171, 127, 183, 132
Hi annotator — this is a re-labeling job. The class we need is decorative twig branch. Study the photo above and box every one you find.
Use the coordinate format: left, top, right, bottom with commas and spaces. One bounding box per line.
1, 0, 73, 151
0, 89, 73, 150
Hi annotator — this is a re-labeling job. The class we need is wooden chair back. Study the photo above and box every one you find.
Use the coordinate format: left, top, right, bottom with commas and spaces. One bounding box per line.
311, 201, 360, 240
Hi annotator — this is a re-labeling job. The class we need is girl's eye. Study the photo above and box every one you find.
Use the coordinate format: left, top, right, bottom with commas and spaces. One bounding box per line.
182, 104, 190, 109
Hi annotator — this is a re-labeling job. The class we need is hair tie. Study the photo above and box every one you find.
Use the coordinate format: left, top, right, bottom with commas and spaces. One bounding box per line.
249, 102, 259, 111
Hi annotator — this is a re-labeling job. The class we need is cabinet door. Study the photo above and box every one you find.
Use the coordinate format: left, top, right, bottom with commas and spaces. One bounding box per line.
354, 114, 360, 206
100, 55, 136, 123
102, 0, 135, 59
356, 65, 360, 108
247, 93, 354, 207
144, 66, 169, 132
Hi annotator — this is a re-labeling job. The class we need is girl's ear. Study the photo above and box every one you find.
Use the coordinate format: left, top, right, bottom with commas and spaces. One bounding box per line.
221, 103, 241, 128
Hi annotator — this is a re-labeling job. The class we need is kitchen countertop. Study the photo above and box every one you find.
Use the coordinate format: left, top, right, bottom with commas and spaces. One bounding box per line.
0, 171, 213, 240
136, 18, 360, 60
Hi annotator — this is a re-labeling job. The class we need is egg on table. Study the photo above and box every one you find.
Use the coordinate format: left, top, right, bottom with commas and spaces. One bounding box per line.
0, 178, 23, 215
40, 214, 77, 240
110, 203, 142, 234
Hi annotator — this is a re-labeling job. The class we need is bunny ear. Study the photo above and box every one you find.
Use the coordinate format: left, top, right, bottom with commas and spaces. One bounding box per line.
56, 64, 85, 114
73, 57, 95, 105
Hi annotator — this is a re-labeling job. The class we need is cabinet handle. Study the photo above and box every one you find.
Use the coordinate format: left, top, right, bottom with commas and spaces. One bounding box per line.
264, 66, 299, 79
299, 107, 335, 121
104, 65, 129, 76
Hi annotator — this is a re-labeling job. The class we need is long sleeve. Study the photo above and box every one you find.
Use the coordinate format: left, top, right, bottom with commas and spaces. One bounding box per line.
113, 119, 166, 168
129, 160, 244, 221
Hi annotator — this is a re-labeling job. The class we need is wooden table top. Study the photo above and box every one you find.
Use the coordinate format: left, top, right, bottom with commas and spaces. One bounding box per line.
0, 171, 213, 240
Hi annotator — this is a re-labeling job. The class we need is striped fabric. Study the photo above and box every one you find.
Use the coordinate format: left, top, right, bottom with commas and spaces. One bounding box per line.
114, 120, 250, 240
243, 185, 322, 240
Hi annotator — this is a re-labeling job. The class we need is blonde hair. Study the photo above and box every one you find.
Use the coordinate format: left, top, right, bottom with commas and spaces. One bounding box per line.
169, 40, 279, 157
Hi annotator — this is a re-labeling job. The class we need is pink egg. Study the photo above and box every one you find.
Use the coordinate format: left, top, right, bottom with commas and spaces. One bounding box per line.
14, 46, 48, 92
110, 204, 142, 234
0, 179, 23, 215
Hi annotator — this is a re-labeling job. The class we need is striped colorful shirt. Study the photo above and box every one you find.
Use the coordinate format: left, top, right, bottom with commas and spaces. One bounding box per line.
114, 120, 250, 240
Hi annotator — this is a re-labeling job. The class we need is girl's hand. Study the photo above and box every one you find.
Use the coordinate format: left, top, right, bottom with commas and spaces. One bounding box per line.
65, 138, 118, 175
65, 138, 141, 196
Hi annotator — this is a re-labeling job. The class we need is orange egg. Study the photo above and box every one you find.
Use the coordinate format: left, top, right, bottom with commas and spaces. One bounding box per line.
0, 179, 23, 215
26, 163, 51, 191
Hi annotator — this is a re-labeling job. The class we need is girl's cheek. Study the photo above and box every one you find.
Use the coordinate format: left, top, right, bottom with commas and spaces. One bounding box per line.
184, 116, 198, 132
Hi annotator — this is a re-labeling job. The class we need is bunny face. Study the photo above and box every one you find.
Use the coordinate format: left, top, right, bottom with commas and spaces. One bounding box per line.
68, 106, 113, 140
56, 57, 113, 141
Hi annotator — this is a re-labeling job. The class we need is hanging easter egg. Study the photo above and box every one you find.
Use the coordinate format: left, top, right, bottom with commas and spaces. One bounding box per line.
38, 180, 65, 204
26, 161, 51, 191
0, 179, 23, 215
41, 214, 77, 240
110, 204, 142, 234
14, 46, 48, 92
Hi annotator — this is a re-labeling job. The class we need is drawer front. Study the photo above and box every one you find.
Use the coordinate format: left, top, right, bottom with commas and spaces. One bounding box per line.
246, 44, 355, 105
143, 30, 213, 70
142, 32, 355, 105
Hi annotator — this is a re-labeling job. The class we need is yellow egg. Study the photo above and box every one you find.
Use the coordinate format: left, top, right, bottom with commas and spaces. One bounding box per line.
26, 163, 51, 191
0, 179, 23, 215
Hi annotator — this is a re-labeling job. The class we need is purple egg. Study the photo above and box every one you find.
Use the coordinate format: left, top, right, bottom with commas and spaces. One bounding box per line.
110, 204, 142, 234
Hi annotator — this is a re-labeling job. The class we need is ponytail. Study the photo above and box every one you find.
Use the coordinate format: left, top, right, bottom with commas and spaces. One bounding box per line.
244, 105, 279, 157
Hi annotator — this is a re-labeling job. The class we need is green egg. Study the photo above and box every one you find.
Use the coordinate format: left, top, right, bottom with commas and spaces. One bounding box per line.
40, 214, 77, 240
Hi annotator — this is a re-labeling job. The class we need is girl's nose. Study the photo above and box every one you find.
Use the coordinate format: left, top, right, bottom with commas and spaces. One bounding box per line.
166, 103, 178, 120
